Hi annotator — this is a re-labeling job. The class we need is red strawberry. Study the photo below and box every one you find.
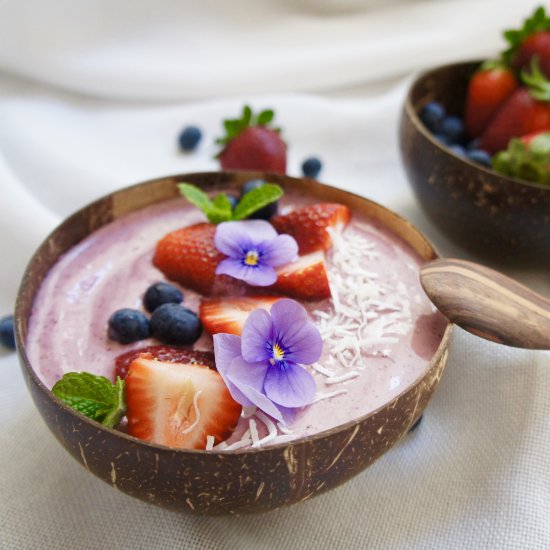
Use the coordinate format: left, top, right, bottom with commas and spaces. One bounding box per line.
505, 7, 550, 79
271, 203, 351, 255
153, 223, 228, 296
272, 251, 331, 302
479, 87, 550, 154
200, 295, 281, 336
115, 345, 215, 380
465, 64, 518, 138
216, 106, 286, 173
125, 356, 242, 450
512, 32, 550, 78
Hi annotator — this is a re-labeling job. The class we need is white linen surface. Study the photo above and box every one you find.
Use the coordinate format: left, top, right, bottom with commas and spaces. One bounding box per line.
1, 1, 549, 548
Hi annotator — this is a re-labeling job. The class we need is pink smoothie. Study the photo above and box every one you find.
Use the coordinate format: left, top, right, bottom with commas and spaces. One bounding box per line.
26, 193, 446, 450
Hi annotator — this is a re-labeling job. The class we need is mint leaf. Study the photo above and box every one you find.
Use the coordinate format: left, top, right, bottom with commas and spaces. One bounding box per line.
52, 373, 126, 428
521, 57, 550, 101
207, 193, 233, 224
178, 183, 214, 216
232, 183, 283, 220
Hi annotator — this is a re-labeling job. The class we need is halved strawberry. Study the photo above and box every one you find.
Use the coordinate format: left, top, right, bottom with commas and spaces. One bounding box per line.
125, 357, 242, 450
153, 223, 227, 296
200, 295, 281, 336
271, 203, 351, 254
115, 345, 215, 380
272, 251, 331, 301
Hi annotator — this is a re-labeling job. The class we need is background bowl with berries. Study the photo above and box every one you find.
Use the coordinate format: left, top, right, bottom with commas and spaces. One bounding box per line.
399, 6, 550, 265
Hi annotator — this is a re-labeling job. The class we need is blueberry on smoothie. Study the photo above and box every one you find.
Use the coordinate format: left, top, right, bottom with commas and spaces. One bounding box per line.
108, 309, 150, 344
0, 315, 16, 350
150, 303, 202, 345
143, 282, 183, 313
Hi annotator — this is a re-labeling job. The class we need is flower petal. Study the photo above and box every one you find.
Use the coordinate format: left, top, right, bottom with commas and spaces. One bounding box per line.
270, 299, 323, 364
261, 234, 298, 267
216, 258, 277, 286
226, 355, 284, 422
214, 222, 251, 257
264, 361, 317, 408
213, 333, 254, 407
241, 308, 273, 363
240, 220, 278, 243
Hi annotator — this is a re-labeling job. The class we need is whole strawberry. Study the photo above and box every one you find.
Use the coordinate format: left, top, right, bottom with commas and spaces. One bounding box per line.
479, 61, 550, 154
504, 7, 550, 79
216, 106, 286, 173
465, 61, 518, 138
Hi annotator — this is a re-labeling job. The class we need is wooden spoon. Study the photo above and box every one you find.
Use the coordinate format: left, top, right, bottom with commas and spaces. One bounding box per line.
420, 258, 550, 350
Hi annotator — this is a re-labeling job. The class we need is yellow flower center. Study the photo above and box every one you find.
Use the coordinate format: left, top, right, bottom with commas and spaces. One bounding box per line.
244, 250, 259, 266
272, 343, 285, 362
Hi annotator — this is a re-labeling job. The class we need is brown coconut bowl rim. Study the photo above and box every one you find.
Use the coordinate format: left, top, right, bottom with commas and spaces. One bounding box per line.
15, 171, 453, 456
405, 59, 550, 193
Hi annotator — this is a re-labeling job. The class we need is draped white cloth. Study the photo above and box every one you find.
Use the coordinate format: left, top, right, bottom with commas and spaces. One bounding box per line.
1, 1, 549, 548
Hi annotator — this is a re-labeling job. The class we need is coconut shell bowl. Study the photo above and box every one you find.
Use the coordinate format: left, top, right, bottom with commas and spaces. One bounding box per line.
399, 61, 550, 265
15, 172, 452, 516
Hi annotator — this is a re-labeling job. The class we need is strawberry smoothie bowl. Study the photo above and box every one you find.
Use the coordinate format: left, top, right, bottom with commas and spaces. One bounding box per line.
15, 172, 451, 515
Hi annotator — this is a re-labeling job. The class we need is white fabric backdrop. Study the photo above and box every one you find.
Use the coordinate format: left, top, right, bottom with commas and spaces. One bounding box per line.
1, 1, 549, 548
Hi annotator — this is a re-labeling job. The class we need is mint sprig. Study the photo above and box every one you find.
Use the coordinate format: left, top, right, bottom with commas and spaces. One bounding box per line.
492, 132, 550, 186
52, 372, 127, 428
502, 6, 550, 65
178, 182, 283, 223
215, 105, 279, 149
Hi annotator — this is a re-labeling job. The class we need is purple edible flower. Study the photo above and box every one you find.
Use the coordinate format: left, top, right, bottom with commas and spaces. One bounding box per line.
213, 299, 322, 423
214, 220, 298, 286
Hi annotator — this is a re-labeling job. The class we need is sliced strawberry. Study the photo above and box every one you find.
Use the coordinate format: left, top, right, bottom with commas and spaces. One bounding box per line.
126, 357, 242, 450
115, 345, 215, 380
271, 203, 351, 255
272, 251, 331, 301
153, 223, 228, 296
200, 295, 281, 336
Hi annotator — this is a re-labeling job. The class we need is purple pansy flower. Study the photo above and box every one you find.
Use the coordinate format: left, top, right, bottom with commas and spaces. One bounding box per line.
214, 220, 298, 286
213, 299, 322, 423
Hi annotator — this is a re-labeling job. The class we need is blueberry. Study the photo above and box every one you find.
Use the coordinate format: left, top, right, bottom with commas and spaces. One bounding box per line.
108, 309, 150, 344
150, 303, 202, 345
466, 139, 480, 151
0, 315, 16, 350
301, 157, 322, 179
467, 149, 492, 168
143, 282, 183, 313
441, 116, 464, 144
448, 144, 466, 157
408, 414, 423, 433
420, 101, 445, 132
241, 179, 278, 220
434, 133, 451, 145
227, 194, 239, 211
178, 126, 202, 151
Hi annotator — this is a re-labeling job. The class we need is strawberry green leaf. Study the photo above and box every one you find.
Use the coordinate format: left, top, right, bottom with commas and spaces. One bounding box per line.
502, 6, 550, 65
521, 57, 550, 101
492, 132, 550, 186
178, 183, 214, 216
257, 109, 274, 126
52, 373, 127, 428
215, 105, 279, 153
232, 183, 283, 220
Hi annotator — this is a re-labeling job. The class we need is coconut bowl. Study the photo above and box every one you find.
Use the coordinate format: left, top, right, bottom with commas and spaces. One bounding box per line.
15, 172, 451, 515
399, 60, 550, 265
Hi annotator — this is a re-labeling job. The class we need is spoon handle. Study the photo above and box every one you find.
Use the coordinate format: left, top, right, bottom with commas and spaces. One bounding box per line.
420, 258, 550, 350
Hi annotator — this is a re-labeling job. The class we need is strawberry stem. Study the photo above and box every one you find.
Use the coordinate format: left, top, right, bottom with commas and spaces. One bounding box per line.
522, 57, 550, 101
